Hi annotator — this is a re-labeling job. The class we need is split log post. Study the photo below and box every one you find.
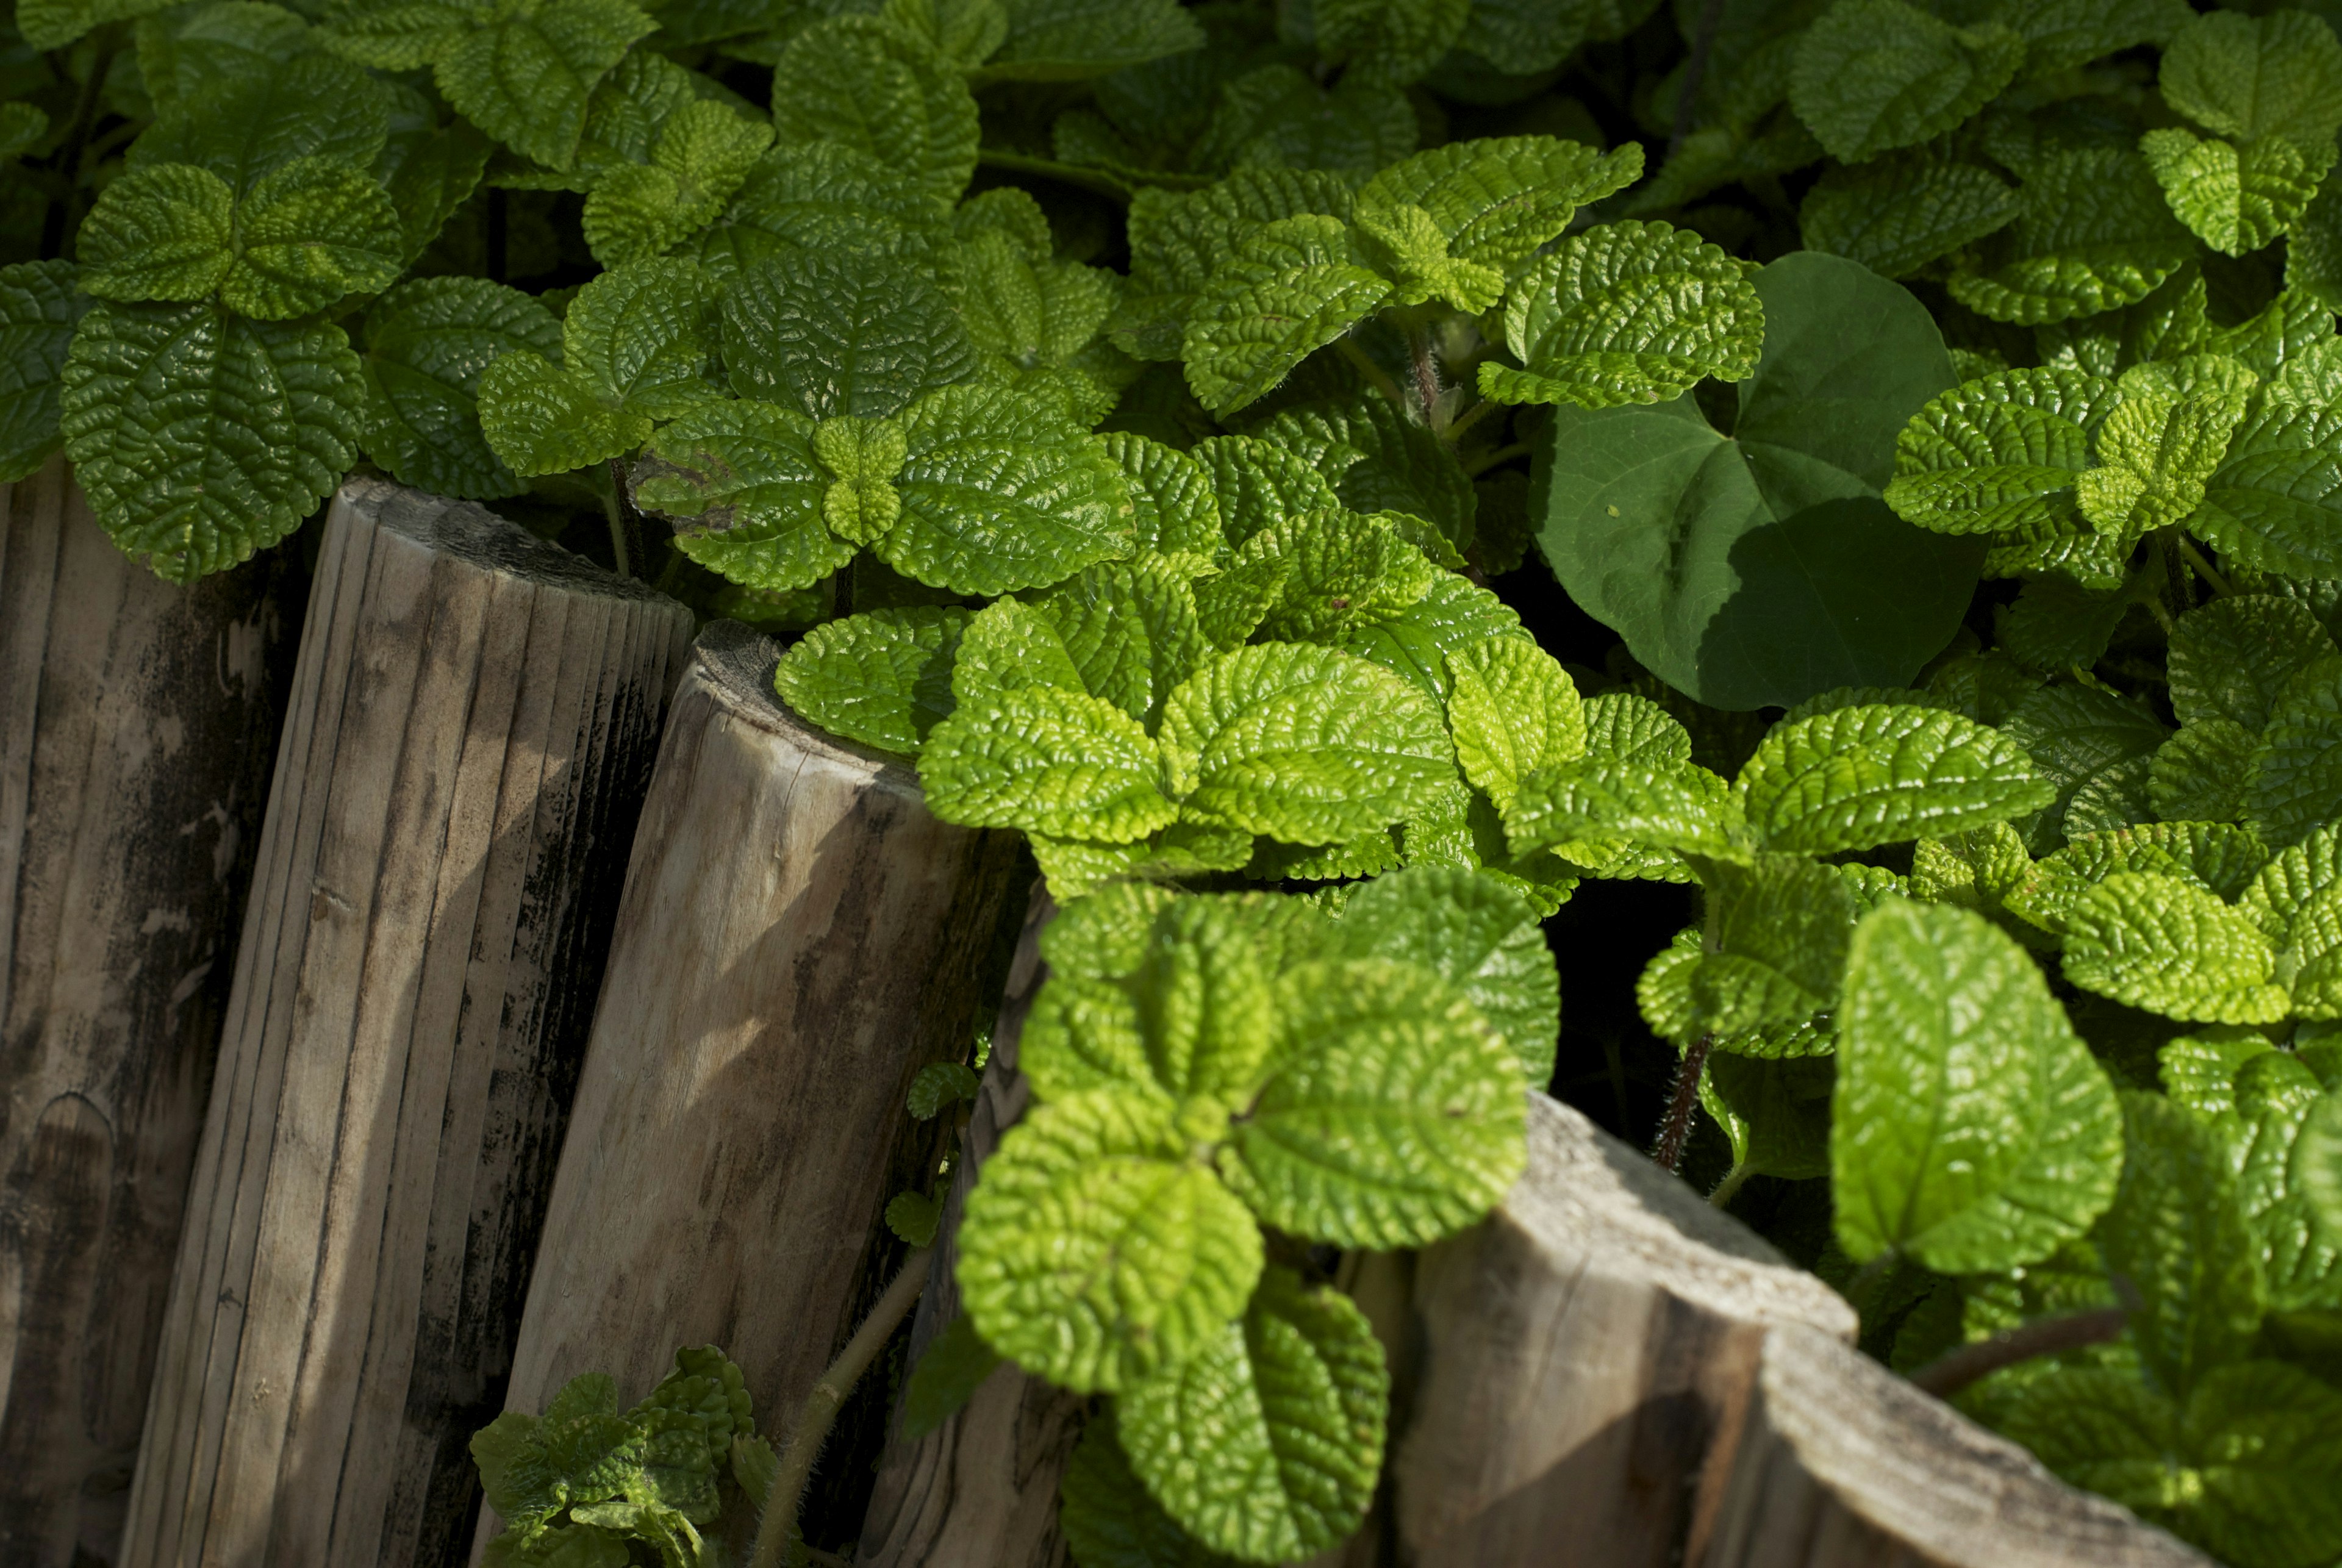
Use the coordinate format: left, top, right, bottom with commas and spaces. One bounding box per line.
121, 478, 695, 1568
475, 621, 1026, 1555
0, 458, 299, 1567
1696, 1323, 2211, 1568
857, 887, 1086, 1568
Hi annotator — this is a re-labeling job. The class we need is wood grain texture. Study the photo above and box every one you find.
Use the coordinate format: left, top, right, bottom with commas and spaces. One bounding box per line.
121, 476, 693, 1568
1697, 1323, 2210, 1568
0, 458, 298, 1568
476, 621, 1025, 1557
1392, 1093, 1859, 1568
858, 887, 1084, 1568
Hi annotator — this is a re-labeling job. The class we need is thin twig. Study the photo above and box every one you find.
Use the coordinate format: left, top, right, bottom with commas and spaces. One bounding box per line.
1908, 1307, 2129, 1400
2175, 535, 2235, 598
607, 457, 650, 581
1462, 439, 1530, 477
1670, 0, 1730, 160
1405, 323, 1442, 426
1652, 1033, 1714, 1174
748, 1248, 932, 1568
1707, 1160, 1753, 1209
1336, 334, 1409, 410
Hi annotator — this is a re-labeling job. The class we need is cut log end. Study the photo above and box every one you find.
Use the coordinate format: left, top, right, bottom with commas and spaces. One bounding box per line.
338, 475, 679, 604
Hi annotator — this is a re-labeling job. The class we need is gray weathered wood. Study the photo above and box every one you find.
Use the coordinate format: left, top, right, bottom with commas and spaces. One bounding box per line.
0, 458, 297, 1567
121, 476, 694, 1568
1392, 1094, 1860, 1568
1696, 1323, 2210, 1568
474, 621, 1025, 1558
858, 887, 1084, 1568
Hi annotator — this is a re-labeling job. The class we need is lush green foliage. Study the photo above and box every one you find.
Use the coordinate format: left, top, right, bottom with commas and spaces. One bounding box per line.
16, 0, 2342, 1564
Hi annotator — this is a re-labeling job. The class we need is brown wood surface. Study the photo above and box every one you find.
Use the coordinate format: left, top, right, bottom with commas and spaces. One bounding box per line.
1697, 1323, 2210, 1568
473, 620, 1025, 1559
1392, 1094, 1860, 1568
121, 477, 693, 1568
858, 887, 1084, 1568
0, 459, 298, 1567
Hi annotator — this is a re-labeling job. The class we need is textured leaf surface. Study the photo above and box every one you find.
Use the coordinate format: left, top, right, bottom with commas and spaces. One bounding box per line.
1789, 0, 2024, 164
2142, 127, 2331, 257
1221, 959, 1526, 1248
2160, 9, 2342, 146
2062, 873, 2290, 1023
1948, 148, 2199, 325
1158, 644, 1453, 846
432, 0, 657, 171
1833, 901, 2121, 1273
76, 163, 235, 304
2247, 660, 2342, 851
224, 155, 404, 318
638, 399, 846, 589
1800, 155, 2017, 279
1355, 137, 1640, 273
1059, 1414, 1241, 1568
956, 1092, 1263, 1392
0, 260, 85, 483
984, 0, 1203, 81
1737, 703, 2052, 856
1885, 367, 2118, 540
1118, 1267, 1384, 1563
922, 683, 1174, 842
2194, 403, 2342, 579
362, 277, 560, 500
770, 16, 976, 207
61, 299, 362, 582
1181, 215, 1392, 416
772, 606, 969, 755
1442, 635, 1585, 813
2103, 1092, 2266, 1398
1481, 221, 1761, 410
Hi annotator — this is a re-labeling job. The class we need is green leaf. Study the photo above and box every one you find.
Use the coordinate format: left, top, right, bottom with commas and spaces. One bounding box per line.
2074, 357, 2253, 548
0, 260, 87, 484
76, 162, 235, 305
1103, 432, 1222, 556
1194, 433, 1344, 548
1339, 571, 1524, 701
1691, 853, 1861, 1036
956, 1090, 1264, 1392
899, 1313, 1002, 1441
2005, 821, 2271, 937
1702, 1051, 1835, 1179
1788, 0, 2025, 165
1157, 643, 1454, 846
479, 352, 652, 475
362, 277, 562, 501
1480, 221, 1763, 410
376, 107, 492, 267
1312, 0, 1467, 85
1997, 682, 2171, 852
770, 16, 976, 208
887, 1190, 941, 1245
1535, 250, 1982, 710
1031, 555, 1212, 729
18, 0, 176, 48
582, 98, 773, 268
2160, 8, 2342, 146
2150, 721, 2255, 825
2161, 1026, 2275, 1116
2141, 127, 2333, 259
2104, 1091, 2267, 1397
1832, 900, 2122, 1273
1736, 703, 2053, 856
1948, 147, 2199, 326
61, 299, 363, 582
637, 399, 845, 589
1254, 392, 1475, 557
1503, 753, 1743, 866
2062, 872, 2290, 1023
1220, 958, 1527, 1248
2009, 0, 2191, 77
1355, 136, 1642, 274
134, 51, 393, 195
1117, 167, 1355, 361
224, 155, 404, 318
1060, 1411, 1241, 1568
1180, 215, 1394, 417
1118, 1266, 1385, 1562
2247, 659, 2342, 851
878, 382, 1133, 593
922, 683, 1175, 842
1236, 507, 1438, 644
945, 229, 1118, 370
434, 0, 657, 170
1194, 65, 1417, 180
1322, 865, 1560, 1083
1442, 635, 1585, 814
2194, 402, 2342, 579
2169, 593, 2337, 732
562, 256, 724, 418
1884, 367, 2120, 540
981, 0, 1203, 81
770, 606, 969, 755
693, 142, 947, 280
1799, 154, 2019, 281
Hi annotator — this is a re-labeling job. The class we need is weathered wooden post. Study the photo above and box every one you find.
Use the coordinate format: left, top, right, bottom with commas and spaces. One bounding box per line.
474, 621, 1026, 1555
1697, 1323, 2210, 1568
121, 477, 694, 1568
0, 457, 299, 1567
858, 889, 1085, 1568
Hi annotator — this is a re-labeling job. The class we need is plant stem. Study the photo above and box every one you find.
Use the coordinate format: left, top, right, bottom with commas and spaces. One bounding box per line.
1707, 1160, 1753, 1209
1338, 334, 1408, 411
1444, 395, 1504, 450
2175, 535, 2235, 598
1652, 1033, 1713, 1175
749, 1248, 931, 1568
1670, 0, 1729, 159
1406, 321, 1442, 426
1908, 1307, 2129, 1400
606, 457, 647, 580
1463, 439, 1530, 476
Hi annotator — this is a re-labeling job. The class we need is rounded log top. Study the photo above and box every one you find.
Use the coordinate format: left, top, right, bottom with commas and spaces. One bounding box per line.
1514, 1096, 1859, 1337
339, 474, 682, 604
691, 618, 925, 794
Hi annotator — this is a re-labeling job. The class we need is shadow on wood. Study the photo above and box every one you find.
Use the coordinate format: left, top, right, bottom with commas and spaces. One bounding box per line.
0, 458, 299, 1567
859, 887, 1083, 1568
474, 621, 1025, 1561
1697, 1323, 2210, 1568
122, 477, 693, 1568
